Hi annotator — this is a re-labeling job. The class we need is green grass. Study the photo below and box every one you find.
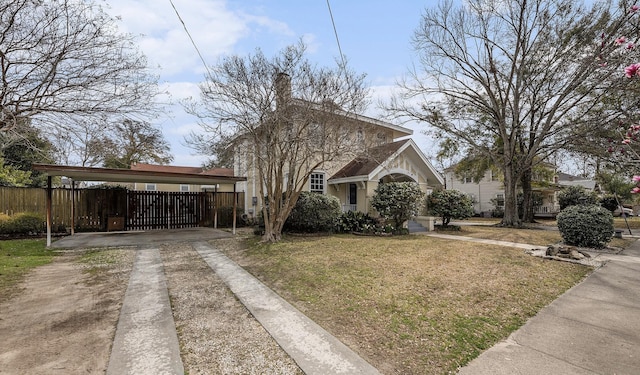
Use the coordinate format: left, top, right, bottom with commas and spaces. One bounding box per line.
233, 234, 591, 374
0, 239, 54, 299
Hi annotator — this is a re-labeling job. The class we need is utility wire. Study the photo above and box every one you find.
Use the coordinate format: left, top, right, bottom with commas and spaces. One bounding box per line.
326, 0, 347, 70
169, 0, 213, 78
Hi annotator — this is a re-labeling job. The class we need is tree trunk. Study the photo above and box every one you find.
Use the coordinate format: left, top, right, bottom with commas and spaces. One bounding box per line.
521, 169, 535, 223
501, 166, 521, 227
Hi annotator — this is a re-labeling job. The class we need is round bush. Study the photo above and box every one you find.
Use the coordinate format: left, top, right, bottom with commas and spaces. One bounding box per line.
557, 204, 613, 248
284, 192, 341, 233
557, 185, 597, 210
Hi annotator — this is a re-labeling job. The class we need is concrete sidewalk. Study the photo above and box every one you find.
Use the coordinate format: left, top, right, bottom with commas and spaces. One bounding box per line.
107, 248, 184, 375
193, 241, 380, 375
457, 239, 640, 375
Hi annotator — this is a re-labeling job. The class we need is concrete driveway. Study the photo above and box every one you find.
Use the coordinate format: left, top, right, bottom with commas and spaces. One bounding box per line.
50, 227, 234, 249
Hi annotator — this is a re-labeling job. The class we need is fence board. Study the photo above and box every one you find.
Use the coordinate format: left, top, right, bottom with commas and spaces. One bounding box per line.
0, 187, 243, 232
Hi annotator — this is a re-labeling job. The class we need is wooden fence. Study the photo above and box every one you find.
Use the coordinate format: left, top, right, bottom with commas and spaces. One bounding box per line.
0, 187, 244, 231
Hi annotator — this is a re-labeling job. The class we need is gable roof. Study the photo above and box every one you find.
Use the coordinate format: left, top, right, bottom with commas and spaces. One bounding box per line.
328, 139, 444, 186
131, 163, 234, 177
330, 140, 408, 179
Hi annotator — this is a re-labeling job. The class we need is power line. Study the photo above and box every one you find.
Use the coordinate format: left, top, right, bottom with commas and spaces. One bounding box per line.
169, 0, 213, 77
326, 0, 347, 69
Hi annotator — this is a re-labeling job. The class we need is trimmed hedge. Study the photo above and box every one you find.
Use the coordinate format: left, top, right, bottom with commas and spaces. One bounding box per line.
0, 212, 45, 235
336, 210, 380, 233
557, 204, 613, 249
284, 192, 341, 233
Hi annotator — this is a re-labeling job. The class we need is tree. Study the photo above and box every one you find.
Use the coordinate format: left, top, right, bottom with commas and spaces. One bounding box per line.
101, 119, 173, 169
0, 121, 55, 186
0, 0, 160, 133
0, 157, 31, 187
426, 189, 474, 227
46, 119, 111, 167
388, 0, 640, 227
187, 41, 368, 242
371, 182, 425, 232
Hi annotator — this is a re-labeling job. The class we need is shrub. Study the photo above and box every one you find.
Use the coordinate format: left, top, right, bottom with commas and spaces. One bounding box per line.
371, 182, 424, 232
0, 212, 45, 235
336, 210, 380, 233
557, 185, 597, 210
426, 190, 474, 226
284, 192, 341, 233
557, 204, 613, 249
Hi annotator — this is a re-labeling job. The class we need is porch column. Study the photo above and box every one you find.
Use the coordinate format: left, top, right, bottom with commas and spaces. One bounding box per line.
46, 176, 52, 247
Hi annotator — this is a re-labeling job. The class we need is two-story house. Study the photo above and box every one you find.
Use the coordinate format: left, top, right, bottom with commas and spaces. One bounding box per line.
234, 73, 444, 218
444, 166, 597, 217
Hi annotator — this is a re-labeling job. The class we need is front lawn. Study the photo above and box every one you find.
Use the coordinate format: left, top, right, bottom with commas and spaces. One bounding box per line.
232, 234, 591, 374
0, 239, 54, 300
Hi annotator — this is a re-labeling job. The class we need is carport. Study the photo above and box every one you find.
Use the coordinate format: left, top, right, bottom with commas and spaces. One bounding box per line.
33, 164, 247, 247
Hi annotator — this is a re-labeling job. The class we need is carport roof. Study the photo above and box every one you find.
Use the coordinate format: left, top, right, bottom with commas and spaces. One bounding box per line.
33, 163, 246, 185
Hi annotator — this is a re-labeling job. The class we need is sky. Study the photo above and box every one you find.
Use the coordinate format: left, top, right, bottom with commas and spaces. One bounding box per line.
103, 0, 438, 167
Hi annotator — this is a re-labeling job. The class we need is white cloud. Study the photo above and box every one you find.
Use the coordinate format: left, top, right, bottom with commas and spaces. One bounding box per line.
105, 0, 249, 78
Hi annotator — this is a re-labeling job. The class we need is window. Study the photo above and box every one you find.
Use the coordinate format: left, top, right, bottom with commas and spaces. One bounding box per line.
356, 128, 364, 144
310, 172, 325, 194
495, 193, 505, 208
146, 183, 157, 191
180, 184, 190, 192
462, 176, 472, 184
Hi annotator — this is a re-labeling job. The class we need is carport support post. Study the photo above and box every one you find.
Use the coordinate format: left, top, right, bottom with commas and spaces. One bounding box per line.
70, 180, 75, 236
232, 184, 237, 235
46, 176, 52, 247
213, 185, 218, 229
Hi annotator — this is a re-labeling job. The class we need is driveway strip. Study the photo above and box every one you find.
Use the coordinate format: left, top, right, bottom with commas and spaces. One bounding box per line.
193, 241, 380, 375
107, 248, 184, 375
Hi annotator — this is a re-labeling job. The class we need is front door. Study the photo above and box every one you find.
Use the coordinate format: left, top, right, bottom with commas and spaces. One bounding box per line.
349, 183, 357, 209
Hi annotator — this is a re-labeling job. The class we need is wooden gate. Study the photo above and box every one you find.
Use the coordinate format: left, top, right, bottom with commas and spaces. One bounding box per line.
127, 191, 204, 230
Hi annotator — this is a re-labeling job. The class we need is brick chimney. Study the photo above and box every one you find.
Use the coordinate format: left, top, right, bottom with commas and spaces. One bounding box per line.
275, 72, 291, 110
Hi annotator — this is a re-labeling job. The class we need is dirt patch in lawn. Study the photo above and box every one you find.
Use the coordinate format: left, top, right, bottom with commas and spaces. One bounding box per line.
0, 248, 134, 374
160, 242, 302, 375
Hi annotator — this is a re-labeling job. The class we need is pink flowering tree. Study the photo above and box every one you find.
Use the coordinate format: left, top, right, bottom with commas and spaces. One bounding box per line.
618, 4, 640, 194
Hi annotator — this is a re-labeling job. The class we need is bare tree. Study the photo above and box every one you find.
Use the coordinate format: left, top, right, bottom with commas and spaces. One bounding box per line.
46, 119, 110, 167
388, 0, 640, 226
187, 41, 368, 242
0, 0, 160, 133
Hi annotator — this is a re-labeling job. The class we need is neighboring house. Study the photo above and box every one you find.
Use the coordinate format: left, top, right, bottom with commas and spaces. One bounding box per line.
234, 74, 444, 218
444, 167, 504, 216
444, 167, 597, 217
126, 163, 236, 192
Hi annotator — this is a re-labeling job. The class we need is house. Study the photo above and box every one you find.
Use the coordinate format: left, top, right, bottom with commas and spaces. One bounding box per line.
234, 73, 444, 218
444, 166, 597, 217
126, 163, 236, 193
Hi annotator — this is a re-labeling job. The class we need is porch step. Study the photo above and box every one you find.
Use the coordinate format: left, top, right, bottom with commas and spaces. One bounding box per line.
407, 220, 427, 233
